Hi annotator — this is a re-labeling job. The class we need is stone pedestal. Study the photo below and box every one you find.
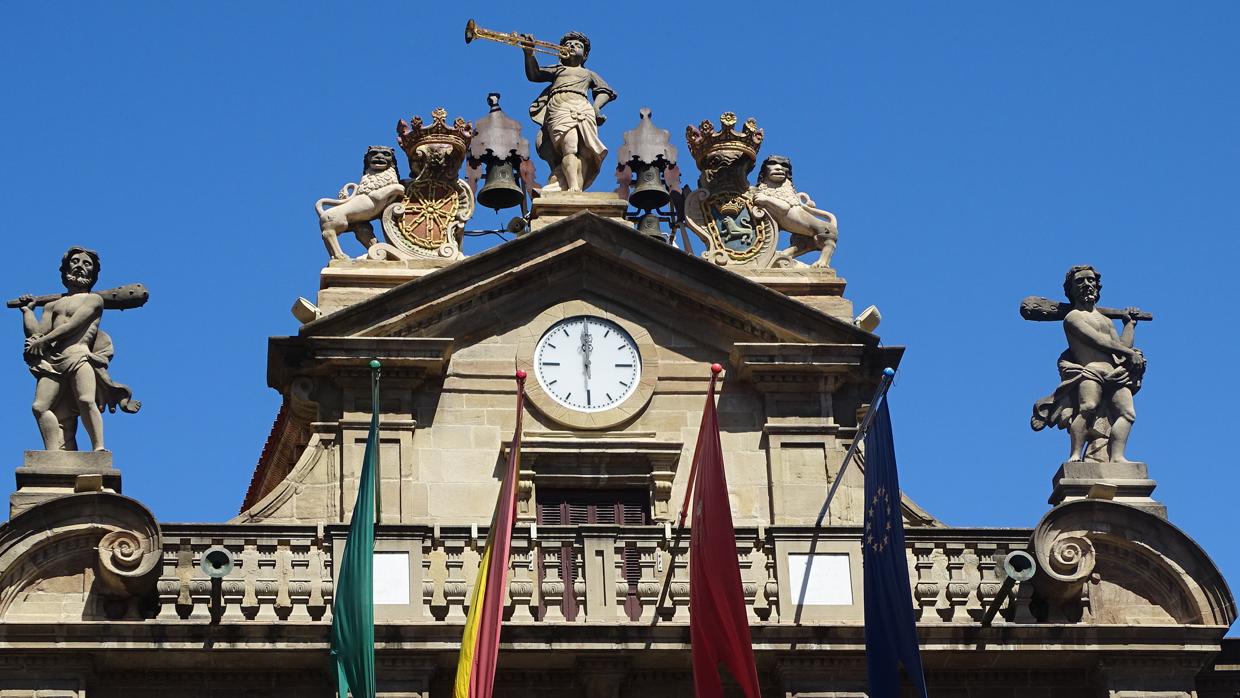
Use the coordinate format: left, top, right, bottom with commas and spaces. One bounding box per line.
733, 266, 852, 322
1050, 460, 1166, 518
11, 450, 121, 518
529, 191, 629, 231
316, 257, 456, 316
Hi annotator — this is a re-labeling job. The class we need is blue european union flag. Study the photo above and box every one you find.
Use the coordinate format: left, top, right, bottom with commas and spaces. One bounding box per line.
863, 398, 929, 698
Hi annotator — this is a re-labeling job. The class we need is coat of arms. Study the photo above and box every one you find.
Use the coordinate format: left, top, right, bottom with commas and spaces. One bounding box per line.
683, 113, 778, 266
684, 113, 839, 269
378, 108, 476, 260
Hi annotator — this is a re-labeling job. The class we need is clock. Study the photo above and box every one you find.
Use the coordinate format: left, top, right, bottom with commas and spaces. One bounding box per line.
534, 315, 641, 413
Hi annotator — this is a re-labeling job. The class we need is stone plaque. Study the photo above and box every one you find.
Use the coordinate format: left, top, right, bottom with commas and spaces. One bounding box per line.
788, 553, 853, 606
373, 551, 410, 605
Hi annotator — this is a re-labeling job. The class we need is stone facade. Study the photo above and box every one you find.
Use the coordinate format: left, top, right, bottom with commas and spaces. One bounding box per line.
0, 211, 1235, 696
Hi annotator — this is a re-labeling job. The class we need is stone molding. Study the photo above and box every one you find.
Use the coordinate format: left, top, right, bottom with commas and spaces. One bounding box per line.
732, 342, 864, 394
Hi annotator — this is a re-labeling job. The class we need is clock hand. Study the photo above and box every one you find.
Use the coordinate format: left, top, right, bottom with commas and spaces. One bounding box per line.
580, 319, 593, 380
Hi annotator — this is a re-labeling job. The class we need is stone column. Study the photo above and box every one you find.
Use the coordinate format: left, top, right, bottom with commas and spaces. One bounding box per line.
731, 344, 879, 527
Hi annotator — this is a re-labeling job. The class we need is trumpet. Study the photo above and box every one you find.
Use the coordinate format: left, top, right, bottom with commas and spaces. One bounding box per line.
464, 19, 569, 58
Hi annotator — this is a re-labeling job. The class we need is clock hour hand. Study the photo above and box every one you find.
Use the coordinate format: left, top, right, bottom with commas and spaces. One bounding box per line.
580, 320, 593, 381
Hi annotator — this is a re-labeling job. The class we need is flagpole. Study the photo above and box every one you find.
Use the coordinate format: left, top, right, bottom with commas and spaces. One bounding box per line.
453, 369, 527, 698
815, 367, 896, 526
372, 360, 381, 525
331, 358, 382, 698
677, 362, 723, 528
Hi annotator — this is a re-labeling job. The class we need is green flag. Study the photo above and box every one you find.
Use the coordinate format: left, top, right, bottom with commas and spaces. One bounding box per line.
330, 359, 381, 698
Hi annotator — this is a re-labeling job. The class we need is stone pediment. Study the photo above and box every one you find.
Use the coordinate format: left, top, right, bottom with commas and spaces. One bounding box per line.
252, 210, 908, 529
299, 211, 880, 351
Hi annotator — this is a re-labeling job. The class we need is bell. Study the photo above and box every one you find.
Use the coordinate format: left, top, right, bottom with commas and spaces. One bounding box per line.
477, 157, 525, 210
636, 212, 666, 241
627, 160, 670, 211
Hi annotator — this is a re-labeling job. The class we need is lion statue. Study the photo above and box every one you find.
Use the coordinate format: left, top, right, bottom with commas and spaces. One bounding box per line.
751, 155, 838, 268
315, 146, 405, 260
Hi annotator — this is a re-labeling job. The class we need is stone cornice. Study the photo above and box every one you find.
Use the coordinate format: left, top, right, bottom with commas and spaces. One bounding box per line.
732, 342, 904, 393
0, 620, 1227, 654
266, 335, 452, 389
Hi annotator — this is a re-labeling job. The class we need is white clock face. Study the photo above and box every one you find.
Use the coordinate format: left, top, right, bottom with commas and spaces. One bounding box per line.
534, 316, 642, 413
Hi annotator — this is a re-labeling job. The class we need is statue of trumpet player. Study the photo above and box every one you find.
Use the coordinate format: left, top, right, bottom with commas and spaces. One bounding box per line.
521, 31, 617, 193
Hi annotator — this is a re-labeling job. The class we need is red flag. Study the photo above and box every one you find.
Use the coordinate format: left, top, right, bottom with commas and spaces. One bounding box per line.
683, 364, 762, 698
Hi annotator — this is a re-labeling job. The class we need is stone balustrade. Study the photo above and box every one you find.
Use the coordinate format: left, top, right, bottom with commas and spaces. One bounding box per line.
154, 525, 333, 622
153, 523, 1038, 625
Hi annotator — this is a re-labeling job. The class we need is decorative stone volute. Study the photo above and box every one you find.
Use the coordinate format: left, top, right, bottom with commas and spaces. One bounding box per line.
0, 491, 161, 620
1031, 499, 1235, 627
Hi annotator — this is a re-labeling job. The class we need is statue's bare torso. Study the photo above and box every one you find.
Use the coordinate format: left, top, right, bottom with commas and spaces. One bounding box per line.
1064, 308, 1123, 370
38, 294, 103, 355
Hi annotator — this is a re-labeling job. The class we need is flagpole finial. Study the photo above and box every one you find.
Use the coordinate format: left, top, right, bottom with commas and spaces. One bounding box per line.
710, 363, 723, 375
369, 359, 382, 370
515, 369, 527, 380
883, 367, 895, 378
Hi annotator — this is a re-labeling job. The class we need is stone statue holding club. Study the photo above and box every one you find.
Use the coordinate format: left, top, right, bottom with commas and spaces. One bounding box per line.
9, 246, 148, 451
1023, 265, 1150, 463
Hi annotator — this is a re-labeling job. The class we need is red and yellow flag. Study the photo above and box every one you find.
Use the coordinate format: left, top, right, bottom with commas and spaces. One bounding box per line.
453, 370, 526, 698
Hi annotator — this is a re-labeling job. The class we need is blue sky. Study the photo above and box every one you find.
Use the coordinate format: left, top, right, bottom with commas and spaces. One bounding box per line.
2, 2, 1237, 625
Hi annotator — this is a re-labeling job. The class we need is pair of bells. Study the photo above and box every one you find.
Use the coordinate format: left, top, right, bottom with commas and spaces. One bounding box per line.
477, 157, 672, 212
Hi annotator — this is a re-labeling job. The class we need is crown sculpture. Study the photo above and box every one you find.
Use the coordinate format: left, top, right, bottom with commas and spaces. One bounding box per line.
685, 111, 764, 164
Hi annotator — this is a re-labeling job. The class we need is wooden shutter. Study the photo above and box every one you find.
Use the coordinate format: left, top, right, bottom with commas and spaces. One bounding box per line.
534, 489, 650, 621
